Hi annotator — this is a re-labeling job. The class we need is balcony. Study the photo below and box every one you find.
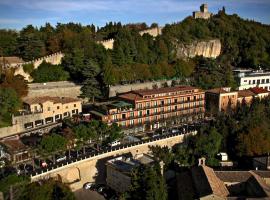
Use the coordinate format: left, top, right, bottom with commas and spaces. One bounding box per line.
110, 105, 204, 123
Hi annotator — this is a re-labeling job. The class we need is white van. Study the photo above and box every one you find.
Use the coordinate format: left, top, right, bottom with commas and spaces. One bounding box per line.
108, 140, 121, 147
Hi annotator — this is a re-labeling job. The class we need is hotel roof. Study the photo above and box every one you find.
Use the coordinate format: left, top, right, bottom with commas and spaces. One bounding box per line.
249, 87, 269, 94
119, 86, 201, 101
23, 96, 81, 105
238, 90, 255, 97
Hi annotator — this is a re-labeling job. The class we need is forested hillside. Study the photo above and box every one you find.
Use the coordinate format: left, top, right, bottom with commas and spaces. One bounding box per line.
1, 10, 270, 98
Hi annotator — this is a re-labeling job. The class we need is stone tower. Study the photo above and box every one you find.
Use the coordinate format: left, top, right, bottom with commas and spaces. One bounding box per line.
200, 4, 208, 13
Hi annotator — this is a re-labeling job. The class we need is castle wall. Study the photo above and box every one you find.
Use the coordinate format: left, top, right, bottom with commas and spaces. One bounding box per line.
25, 81, 82, 99
14, 52, 64, 82
30, 132, 192, 191
98, 27, 163, 50
108, 80, 174, 97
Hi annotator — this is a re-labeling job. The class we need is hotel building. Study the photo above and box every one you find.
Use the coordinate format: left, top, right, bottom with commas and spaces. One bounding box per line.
0, 96, 82, 139
91, 86, 205, 133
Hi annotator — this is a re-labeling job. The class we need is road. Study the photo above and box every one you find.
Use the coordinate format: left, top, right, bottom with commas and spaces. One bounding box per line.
74, 189, 105, 200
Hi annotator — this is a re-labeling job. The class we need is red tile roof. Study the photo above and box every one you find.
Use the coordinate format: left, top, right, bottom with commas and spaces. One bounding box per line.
238, 90, 255, 98
206, 88, 235, 94
119, 86, 201, 101
249, 87, 269, 94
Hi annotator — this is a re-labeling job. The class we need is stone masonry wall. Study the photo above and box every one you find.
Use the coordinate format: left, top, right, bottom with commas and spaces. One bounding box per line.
109, 80, 174, 97
25, 81, 82, 99
14, 52, 64, 82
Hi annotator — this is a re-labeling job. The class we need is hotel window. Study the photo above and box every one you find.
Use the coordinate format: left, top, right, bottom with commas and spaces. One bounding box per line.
121, 122, 126, 127
161, 107, 164, 112
187, 97, 190, 102
154, 101, 157, 106
57, 106, 60, 109
175, 106, 177, 111
138, 118, 142, 124
257, 79, 260, 84
174, 99, 177, 103
154, 116, 158, 121
130, 112, 134, 117
138, 111, 142, 117
168, 106, 171, 111
138, 103, 142, 109
122, 114, 126, 119
267, 79, 270, 83
154, 108, 158, 114
161, 100, 164, 106
74, 104, 76, 107
146, 117, 150, 122
112, 115, 117, 120
262, 79, 265, 84
146, 110, 150, 116
168, 99, 171, 104
253, 80, 256, 84
249, 80, 251, 84
146, 102, 150, 108
130, 120, 134, 125
194, 96, 196, 100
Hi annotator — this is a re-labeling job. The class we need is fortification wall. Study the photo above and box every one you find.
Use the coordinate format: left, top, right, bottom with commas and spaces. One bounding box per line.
97, 39, 114, 50
25, 81, 82, 99
98, 27, 163, 50
14, 52, 64, 82
176, 39, 221, 58
30, 132, 192, 191
109, 80, 174, 97
139, 27, 163, 37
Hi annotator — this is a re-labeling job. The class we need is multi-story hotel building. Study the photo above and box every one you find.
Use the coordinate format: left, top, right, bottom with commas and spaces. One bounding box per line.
234, 69, 270, 91
91, 86, 205, 133
0, 96, 82, 139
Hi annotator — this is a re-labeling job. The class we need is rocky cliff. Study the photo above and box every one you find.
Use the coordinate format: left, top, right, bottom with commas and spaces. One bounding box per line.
176, 39, 221, 58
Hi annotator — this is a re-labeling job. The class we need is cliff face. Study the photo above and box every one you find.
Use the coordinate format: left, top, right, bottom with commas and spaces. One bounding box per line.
176, 39, 221, 58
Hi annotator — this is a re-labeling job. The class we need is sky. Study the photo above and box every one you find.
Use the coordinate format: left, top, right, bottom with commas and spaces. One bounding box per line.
0, 0, 270, 30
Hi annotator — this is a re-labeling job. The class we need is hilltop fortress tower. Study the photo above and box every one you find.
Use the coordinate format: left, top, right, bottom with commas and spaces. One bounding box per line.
193, 4, 212, 19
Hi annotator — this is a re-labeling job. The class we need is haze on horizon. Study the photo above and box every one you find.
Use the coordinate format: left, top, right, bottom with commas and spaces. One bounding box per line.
0, 0, 270, 30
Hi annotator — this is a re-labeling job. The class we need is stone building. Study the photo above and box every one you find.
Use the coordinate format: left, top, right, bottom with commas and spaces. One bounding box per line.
91, 86, 205, 133
205, 88, 238, 113
106, 154, 154, 193
0, 96, 82, 139
0, 137, 32, 164
193, 4, 212, 19
177, 162, 270, 200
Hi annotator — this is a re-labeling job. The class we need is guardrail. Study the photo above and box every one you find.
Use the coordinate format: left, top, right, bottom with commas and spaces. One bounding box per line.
30, 129, 196, 177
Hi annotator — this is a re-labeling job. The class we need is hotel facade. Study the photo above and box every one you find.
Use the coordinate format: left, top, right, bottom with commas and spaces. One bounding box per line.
91, 86, 205, 133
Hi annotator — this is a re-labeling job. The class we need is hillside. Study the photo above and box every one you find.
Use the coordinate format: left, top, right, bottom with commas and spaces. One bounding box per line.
1, 10, 270, 97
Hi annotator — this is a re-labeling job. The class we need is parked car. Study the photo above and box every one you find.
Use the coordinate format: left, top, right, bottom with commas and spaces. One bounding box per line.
83, 182, 94, 190
56, 155, 67, 163
108, 140, 121, 147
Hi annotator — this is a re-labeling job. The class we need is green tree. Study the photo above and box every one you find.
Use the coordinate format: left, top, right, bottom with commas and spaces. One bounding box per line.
31, 61, 69, 83
40, 134, 67, 154
19, 180, 75, 200
0, 87, 21, 127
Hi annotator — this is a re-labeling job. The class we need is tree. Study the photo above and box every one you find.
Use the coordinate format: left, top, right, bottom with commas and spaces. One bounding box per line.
0, 87, 21, 127
80, 59, 101, 102
19, 180, 75, 200
125, 164, 167, 200
31, 61, 69, 83
40, 134, 67, 154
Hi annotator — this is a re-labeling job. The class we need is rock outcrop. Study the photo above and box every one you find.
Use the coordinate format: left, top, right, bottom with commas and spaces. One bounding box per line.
176, 39, 221, 59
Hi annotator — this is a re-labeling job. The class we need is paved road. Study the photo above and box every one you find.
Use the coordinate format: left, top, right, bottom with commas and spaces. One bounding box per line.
74, 189, 105, 200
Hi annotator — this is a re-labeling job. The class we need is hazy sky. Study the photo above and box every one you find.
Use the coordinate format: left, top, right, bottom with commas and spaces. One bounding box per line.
0, 0, 270, 30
